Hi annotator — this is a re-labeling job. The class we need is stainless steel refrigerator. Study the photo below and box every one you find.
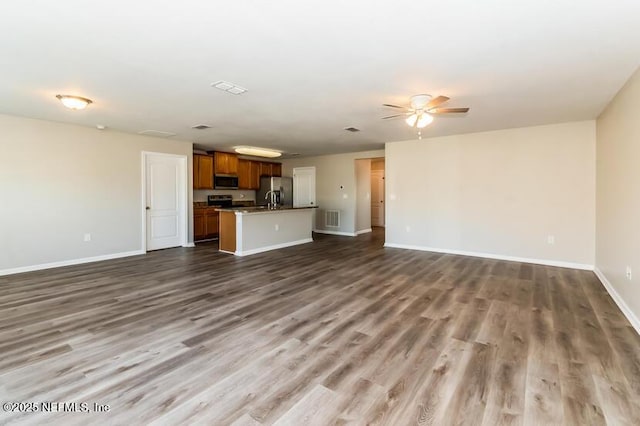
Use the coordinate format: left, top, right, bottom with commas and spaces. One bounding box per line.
257, 177, 293, 207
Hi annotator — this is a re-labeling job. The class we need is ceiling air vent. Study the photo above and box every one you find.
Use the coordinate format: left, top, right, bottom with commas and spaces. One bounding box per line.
191, 124, 212, 130
138, 130, 176, 138
211, 80, 247, 95
344, 127, 360, 132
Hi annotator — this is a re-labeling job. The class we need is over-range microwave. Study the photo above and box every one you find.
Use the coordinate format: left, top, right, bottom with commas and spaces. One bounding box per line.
214, 174, 239, 189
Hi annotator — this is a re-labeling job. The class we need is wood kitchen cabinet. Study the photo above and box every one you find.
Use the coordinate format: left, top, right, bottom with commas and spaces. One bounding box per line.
250, 161, 261, 188
259, 161, 283, 177
213, 152, 239, 175
239, 159, 263, 189
238, 159, 252, 189
194, 208, 206, 239
194, 207, 219, 241
193, 154, 214, 189
259, 162, 272, 177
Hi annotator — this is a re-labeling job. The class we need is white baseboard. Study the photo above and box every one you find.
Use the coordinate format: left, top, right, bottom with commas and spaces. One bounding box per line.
382, 243, 593, 271
183, 242, 196, 248
594, 267, 640, 335
0, 250, 146, 277
314, 229, 356, 237
356, 228, 373, 235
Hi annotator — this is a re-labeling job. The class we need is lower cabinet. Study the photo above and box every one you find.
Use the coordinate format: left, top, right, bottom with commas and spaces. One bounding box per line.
194, 207, 219, 241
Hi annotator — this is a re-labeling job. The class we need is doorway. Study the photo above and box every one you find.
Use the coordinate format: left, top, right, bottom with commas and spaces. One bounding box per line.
142, 152, 188, 251
371, 158, 385, 227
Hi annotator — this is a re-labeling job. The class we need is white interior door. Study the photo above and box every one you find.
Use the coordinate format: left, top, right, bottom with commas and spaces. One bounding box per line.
371, 170, 385, 227
145, 153, 186, 251
293, 167, 316, 208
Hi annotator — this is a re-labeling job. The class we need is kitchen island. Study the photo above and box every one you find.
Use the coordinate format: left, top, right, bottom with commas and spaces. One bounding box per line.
217, 206, 316, 256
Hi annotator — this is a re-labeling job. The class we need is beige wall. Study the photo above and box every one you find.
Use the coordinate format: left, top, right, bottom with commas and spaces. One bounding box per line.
282, 150, 384, 235
385, 121, 596, 267
0, 114, 193, 273
596, 66, 640, 326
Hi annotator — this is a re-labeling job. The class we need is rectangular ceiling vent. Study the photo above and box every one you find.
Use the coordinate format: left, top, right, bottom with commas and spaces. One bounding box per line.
325, 210, 340, 228
191, 124, 212, 130
212, 80, 247, 95
344, 127, 360, 132
138, 130, 176, 138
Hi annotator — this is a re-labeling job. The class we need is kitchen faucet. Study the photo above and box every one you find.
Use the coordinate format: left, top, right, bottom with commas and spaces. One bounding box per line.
265, 190, 277, 208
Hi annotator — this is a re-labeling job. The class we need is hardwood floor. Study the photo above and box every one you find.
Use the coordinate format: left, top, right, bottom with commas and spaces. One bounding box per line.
1, 229, 639, 425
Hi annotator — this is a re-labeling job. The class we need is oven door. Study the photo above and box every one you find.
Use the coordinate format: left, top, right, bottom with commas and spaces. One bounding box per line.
214, 175, 239, 189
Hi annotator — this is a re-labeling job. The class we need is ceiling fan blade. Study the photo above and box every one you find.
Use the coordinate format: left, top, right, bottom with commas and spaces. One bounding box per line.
382, 103, 407, 109
381, 114, 407, 119
429, 107, 470, 114
425, 96, 450, 109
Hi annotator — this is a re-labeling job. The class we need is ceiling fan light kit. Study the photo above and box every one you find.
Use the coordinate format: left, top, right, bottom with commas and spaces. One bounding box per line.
405, 112, 433, 128
383, 93, 469, 135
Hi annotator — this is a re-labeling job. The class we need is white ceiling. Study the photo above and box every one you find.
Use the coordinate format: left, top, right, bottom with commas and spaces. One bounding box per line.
1, 0, 639, 157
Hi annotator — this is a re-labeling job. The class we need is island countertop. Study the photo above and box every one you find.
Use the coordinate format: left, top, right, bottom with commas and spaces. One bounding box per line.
215, 205, 318, 215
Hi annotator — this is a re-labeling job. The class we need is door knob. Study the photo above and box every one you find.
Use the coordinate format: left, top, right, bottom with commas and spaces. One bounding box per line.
146, 206, 150, 210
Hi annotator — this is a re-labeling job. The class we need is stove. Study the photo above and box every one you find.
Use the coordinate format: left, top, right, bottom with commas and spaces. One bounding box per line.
207, 194, 233, 207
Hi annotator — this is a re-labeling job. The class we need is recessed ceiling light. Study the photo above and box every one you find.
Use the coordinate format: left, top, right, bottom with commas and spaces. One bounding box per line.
212, 80, 247, 95
56, 94, 92, 110
234, 146, 282, 158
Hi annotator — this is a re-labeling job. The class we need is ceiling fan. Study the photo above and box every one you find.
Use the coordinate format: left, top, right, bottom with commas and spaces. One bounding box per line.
382, 94, 469, 131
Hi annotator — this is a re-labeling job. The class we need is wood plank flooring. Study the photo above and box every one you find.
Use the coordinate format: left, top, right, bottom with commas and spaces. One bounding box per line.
1, 229, 640, 425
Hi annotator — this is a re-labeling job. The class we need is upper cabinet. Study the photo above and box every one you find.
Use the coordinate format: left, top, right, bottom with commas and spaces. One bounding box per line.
238, 159, 262, 189
193, 154, 214, 189
259, 161, 281, 177
259, 162, 272, 177
205, 151, 281, 188
214, 152, 239, 175
250, 161, 261, 187
238, 159, 253, 189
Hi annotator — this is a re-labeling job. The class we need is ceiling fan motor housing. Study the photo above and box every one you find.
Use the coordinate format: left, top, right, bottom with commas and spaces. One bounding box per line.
410, 94, 432, 109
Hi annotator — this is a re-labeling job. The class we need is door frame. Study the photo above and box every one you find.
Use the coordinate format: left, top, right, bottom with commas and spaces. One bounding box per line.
141, 151, 189, 252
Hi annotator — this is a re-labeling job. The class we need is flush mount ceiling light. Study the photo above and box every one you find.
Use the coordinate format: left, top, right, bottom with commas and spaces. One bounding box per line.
234, 146, 282, 158
56, 94, 93, 110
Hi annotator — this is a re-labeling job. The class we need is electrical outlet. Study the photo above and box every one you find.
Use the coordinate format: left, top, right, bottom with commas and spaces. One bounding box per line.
275, 224, 279, 231
342, 193, 348, 199
405, 225, 411, 233
626, 266, 632, 281
83, 233, 91, 242
547, 235, 555, 245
